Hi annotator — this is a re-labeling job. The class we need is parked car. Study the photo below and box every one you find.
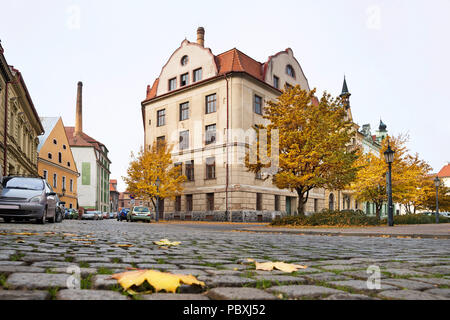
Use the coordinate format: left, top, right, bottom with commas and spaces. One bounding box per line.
102, 212, 109, 219
82, 211, 100, 220
127, 206, 152, 223
55, 197, 65, 223
0, 176, 57, 224
439, 212, 450, 218
117, 208, 129, 222
109, 212, 117, 219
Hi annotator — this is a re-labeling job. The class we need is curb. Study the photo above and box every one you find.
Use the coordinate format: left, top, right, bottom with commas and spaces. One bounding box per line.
240, 228, 450, 239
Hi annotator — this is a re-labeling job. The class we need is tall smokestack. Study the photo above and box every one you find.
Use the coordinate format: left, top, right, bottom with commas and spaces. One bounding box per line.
75, 81, 83, 135
197, 27, 205, 47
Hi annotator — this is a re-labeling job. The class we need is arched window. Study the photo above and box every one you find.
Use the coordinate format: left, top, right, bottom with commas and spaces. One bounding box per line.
181, 55, 189, 66
286, 65, 295, 78
329, 193, 335, 211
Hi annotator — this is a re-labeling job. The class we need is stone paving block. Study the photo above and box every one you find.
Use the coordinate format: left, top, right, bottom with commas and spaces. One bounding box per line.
166, 269, 208, 276
136, 263, 177, 270
6, 273, 70, 290
324, 293, 378, 300
383, 268, 427, 277
0, 250, 16, 256
92, 275, 120, 290
0, 290, 50, 300
140, 293, 210, 300
0, 266, 46, 275
424, 288, 450, 298
304, 272, 351, 282
410, 277, 450, 286
31, 261, 74, 268
417, 266, 450, 275
204, 269, 242, 276
75, 256, 111, 263
342, 271, 388, 280
254, 275, 307, 285
121, 257, 156, 264
202, 275, 257, 288
57, 289, 128, 300
268, 285, 344, 299
88, 263, 132, 269
321, 265, 367, 271
329, 280, 398, 292
379, 289, 448, 300
50, 267, 98, 277
207, 287, 278, 300
382, 279, 436, 291
221, 264, 252, 270
0, 255, 10, 261
0, 261, 27, 266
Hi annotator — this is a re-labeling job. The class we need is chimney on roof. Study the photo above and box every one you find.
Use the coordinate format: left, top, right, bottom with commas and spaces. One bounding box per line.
197, 27, 205, 47
75, 81, 83, 136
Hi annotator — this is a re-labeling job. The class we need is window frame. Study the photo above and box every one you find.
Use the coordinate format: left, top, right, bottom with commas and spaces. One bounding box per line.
205, 157, 216, 180
179, 102, 190, 121
273, 75, 280, 89
286, 65, 296, 78
179, 130, 189, 151
168, 78, 177, 91
180, 73, 189, 87
193, 68, 202, 82
205, 124, 216, 145
157, 109, 166, 127
205, 94, 217, 114
254, 94, 263, 115
185, 160, 195, 181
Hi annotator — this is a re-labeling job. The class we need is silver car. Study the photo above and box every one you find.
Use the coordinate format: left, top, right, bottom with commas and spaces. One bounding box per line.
0, 176, 57, 224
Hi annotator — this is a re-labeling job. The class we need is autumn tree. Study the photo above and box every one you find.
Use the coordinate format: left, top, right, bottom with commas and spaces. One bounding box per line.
245, 85, 358, 216
415, 178, 450, 212
123, 141, 186, 211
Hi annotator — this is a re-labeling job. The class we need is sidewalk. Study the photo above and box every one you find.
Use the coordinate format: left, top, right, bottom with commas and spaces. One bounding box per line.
242, 224, 450, 239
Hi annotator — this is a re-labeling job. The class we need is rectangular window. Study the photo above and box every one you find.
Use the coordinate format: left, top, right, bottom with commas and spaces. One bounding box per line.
82, 162, 91, 185
179, 102, 189, 121
206, 157, 216, 179
205, 94, 216, 114
168, 78, 176, 91
186, 195, 193, 212
185, 160, 194, 181
157, 109, 166, 127
275, 195, 280, 211
70, 179, 73, 192
285, 83, 293, 90
156, 136, 166, 149
207, 193, 214, 211
205, 124, 216, 145
174, 162, 182, 177
175, 196, 181, 212
255, 170, 262, 180
314, 199, 319, 213
43, 170, 48, 181
256, 193, 263, 211
58, 152, 62, 164
254, 95, 262, 115
273, 76, 279, 89
53, 173, 57, 188
180, 73, 189, 87
62, 176, 66, 191
193, 68, 202, 82
179, 130, 189, 150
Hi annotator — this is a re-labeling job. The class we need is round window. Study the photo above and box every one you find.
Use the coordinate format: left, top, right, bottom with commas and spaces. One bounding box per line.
181, 55, 189, 66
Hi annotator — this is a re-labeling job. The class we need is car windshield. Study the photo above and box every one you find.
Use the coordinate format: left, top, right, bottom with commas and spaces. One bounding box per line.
3, 177, 44, 191
134, 207, 149, 213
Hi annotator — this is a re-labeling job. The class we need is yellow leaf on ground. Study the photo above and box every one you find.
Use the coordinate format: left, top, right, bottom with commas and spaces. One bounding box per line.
63, 233, 78, 237
114, 244, 134, 248
153, 239, 181, 247
71, 238, 96, 242
9, 232, 39, 236
254, 261, 307, 273
110, 270, 205, 294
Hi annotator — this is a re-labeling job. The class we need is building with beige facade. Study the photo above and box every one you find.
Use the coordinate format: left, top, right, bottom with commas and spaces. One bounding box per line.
141, 28, 326, 221
1, 42, 44, 177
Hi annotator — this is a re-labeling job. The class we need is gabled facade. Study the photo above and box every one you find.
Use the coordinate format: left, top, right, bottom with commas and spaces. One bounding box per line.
0, 43, 44, 176
141, 28, 325, 221
37, 117, 79, 209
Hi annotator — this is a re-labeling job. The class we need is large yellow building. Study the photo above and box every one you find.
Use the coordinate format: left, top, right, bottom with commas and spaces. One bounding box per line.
37, 117, 79, 209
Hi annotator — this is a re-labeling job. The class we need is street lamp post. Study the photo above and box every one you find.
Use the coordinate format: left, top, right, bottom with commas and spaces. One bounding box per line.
155, 177, 161, 222
434, 177, 440, 224
384, 140, 395, 227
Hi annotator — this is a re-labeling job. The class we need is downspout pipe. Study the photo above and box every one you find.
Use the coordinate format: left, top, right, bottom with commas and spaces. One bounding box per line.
224, 73, 230, 221
3, 81, 8, 176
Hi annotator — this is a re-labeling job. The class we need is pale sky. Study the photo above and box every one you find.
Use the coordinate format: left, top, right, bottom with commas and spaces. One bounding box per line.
1, 0, 449, 192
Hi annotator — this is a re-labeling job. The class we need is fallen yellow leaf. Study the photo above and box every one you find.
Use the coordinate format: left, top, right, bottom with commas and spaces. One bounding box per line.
110, 270, 205, 294
254, 261, 307, 273
71, 238, 96, 242
153, 239, 181, 247
114, 244, 134, 248
9, 232, 39, 236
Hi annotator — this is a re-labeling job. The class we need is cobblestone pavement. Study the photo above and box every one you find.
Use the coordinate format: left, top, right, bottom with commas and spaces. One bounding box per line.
0, 219, 449, 300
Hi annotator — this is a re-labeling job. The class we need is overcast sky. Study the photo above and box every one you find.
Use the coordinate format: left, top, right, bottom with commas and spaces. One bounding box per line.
1, 0, 449, 191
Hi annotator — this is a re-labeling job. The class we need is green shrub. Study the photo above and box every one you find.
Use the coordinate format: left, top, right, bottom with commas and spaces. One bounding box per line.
381, 214, 450, 225
271, 210, 381, 227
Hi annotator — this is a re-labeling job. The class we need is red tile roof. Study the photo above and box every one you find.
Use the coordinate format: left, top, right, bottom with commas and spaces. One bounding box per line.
64, 127, 106, 153
146, 78, 159, 100
215, 48, 264, 80
438, 164, 450, 178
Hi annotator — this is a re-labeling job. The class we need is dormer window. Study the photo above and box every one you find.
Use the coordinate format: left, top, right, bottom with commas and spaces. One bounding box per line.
181, 55, 189, 66
286, 65, 295, 78
169, 78, 176, 91
193, 68, 202, 82
181, 73, 189, 87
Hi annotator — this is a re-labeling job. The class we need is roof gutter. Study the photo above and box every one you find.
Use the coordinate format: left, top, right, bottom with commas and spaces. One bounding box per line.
3, 81, 8, 176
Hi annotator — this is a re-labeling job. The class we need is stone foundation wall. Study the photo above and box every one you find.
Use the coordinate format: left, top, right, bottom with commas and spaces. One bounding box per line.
163, 210, 285, 222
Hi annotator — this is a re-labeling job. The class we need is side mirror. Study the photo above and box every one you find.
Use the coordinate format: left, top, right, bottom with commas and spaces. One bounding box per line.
47, 192, 56, 196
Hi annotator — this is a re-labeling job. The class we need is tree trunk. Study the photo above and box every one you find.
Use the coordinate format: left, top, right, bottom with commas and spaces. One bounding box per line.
375, 202, 382, 220
296, 189, 308, 216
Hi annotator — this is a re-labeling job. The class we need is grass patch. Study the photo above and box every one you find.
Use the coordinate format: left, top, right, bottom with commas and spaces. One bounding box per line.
65, 256, 74, 263
156, 259, 167, 265
97, 267, 113, 275
80, 274, 93, 289
254, 279, 274, 290
79, 262, 90, 268
112, 258, 121, 263
10, 253, 25, 261
0, 273, 7, 288
47, 287, 59, 300
45, 268, 57, 274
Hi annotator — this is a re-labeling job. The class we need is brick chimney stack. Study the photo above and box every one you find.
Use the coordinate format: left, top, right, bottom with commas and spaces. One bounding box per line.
197, 27, 205, 47
75, 81, 83, 136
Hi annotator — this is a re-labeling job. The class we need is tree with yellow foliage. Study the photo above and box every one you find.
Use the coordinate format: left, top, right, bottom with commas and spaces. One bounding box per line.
245, 86, 358, 216
415, 177, 450, 212
123, 141, 186, 211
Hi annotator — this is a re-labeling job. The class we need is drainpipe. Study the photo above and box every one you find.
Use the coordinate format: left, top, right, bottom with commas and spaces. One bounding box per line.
3, 81, 8, 176
224, 73, 230, 221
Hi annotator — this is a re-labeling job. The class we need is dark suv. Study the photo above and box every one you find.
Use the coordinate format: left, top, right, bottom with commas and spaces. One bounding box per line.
0, 176, 58, 224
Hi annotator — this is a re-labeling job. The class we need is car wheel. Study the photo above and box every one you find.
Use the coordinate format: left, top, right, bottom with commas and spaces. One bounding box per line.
48, 209, 56, 223
56, 211, 63, 223
36, 208, 47, 225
